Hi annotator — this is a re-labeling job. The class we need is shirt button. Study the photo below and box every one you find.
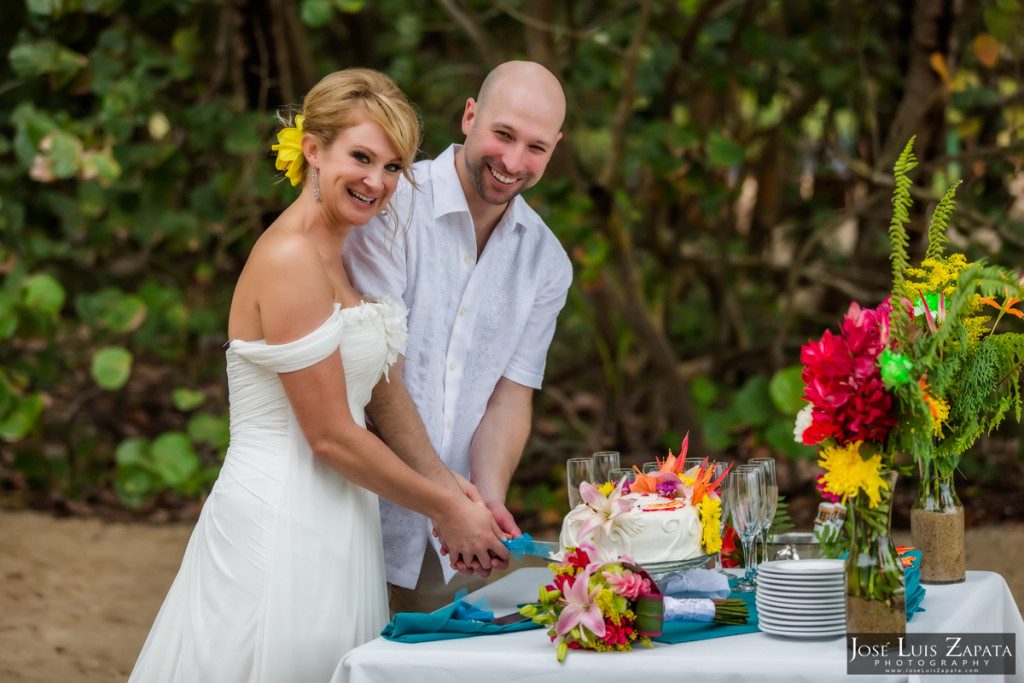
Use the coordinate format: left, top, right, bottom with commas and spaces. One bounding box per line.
449, 362, 456, 371
459, 307, 467, 316
463, 255, 472, 264
446, 420, 452, 429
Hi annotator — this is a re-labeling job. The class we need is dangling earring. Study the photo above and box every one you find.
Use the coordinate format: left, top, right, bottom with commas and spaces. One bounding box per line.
311, 165, 321, 200
379, 204, 389, 218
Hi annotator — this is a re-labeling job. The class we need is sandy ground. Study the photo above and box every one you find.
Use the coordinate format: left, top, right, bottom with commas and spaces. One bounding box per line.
1, 510, 1023, 683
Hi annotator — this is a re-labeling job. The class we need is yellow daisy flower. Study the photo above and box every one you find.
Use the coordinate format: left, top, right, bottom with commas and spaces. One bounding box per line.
272, 114, 306, 186
697, 497, 722, 554
817, 441, 888, 507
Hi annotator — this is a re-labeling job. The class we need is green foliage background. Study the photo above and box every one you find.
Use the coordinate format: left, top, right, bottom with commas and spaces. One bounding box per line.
2, 0, 1023, 525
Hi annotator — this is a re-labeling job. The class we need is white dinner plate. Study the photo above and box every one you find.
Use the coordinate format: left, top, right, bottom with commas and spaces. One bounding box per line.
757, 607, 845, 624
759, 621, 846, 639
758, 559, 844, 577
755, 593, 845, 610
757, 598, 843, 614
755, 577, 844, 593
757, 614, 843, 630
756, 571, 844, 585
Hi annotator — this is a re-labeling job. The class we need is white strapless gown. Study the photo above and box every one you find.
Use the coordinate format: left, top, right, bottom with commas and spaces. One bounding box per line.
128, 299, 408, 683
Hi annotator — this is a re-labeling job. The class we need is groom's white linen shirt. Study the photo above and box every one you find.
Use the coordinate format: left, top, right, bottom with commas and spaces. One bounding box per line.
343, 144, 572, 589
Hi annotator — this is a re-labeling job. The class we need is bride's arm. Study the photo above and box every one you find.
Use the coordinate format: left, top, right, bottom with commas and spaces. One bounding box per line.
249, 232, 508, 570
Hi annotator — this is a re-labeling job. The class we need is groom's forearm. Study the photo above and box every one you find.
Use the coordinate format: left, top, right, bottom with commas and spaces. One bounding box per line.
470, 377, 533, 512
365, 356, 459, 493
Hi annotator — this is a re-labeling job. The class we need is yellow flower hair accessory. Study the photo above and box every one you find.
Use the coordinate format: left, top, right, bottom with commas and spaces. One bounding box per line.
272, 114, 306, 186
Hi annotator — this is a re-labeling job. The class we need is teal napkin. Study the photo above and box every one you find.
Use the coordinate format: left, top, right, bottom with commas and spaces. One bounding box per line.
653, 588, 760, 644
381, 599, 541, 643
902, 549, 927, 621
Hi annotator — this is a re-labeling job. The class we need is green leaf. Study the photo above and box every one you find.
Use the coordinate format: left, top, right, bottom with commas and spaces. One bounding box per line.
300, 0, 334, 26
91, 346, 133, 390
115, 465, 156, 508
48, 131, 81, 178
115, 437, 150, 467
172, 387, 206, 411
22, 273, 66, 315
764, 421, 817, 460
151, 432, 200, 487
688, 376, 719, 409
0, 393, 44, 440
730, 375, 774, 427
333, 0, 366, 11
707, 131, 746, 168
104, 294, 147, 332
768, 365, 807, 415
187, 413, 229, 450
0, 291, 18, 339
26, 0, 63, 15
701, 409, 737, 450
8, 40, 85, 86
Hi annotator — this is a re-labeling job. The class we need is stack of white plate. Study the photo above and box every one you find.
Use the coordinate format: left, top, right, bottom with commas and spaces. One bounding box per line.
755, 559, 845, 638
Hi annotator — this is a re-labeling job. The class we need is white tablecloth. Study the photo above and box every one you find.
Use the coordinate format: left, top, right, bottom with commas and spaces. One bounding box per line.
337, 568, 1024, 683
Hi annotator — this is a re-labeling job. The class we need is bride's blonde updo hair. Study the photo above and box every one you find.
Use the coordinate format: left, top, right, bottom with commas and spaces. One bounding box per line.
276, 68, 421, 187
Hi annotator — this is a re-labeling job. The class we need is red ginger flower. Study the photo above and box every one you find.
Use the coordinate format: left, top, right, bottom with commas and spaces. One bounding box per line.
800, 300, 897, 446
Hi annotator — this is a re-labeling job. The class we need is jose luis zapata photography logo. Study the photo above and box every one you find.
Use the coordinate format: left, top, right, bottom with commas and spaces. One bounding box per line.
847, 634, 1016, 675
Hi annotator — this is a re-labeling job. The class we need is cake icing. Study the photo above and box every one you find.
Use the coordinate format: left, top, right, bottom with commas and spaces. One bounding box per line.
559, 492, 705, 564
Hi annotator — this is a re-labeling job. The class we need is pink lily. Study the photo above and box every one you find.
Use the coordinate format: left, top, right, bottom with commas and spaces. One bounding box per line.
576, 541, 633, 571
575, 480, 636, 541
555, 568, 606, 641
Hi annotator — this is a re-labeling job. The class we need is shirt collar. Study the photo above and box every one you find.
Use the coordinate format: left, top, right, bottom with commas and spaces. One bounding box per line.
430, 144, 530, 233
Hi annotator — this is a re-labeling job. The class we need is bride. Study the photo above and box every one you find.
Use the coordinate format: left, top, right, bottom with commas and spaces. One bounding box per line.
128, 68, 509, 682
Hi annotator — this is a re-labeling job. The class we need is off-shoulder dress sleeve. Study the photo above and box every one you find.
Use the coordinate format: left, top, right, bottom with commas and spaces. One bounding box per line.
227, 304, 345, 374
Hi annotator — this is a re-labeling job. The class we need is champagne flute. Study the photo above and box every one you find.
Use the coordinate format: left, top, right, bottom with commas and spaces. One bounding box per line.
684, 457, 704, 477
566, 457, 594, 509
591, 451, 621, 485
730, 465, 765, 591
608, 467, 636, 491
749, 457, 779, 562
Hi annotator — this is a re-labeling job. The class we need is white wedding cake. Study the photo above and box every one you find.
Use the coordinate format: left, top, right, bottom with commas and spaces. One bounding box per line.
559, 492, 706, 564
558, 449, 726, 566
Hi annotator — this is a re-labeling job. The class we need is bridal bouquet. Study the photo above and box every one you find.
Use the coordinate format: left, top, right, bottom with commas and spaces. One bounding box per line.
519, 543, 663, 661
520, 542, 749, 661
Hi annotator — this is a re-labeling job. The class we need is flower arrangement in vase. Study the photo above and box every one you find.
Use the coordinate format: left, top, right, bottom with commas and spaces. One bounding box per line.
795, 297, 907, 645
796, 137, 1024, 639
882, 137, 1024, 583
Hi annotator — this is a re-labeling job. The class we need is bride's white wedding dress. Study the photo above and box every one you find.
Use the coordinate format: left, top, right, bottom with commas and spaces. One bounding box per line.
129, 299, 407, 683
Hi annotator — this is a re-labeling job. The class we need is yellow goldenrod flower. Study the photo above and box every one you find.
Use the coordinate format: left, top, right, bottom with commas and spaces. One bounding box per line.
272, 114, 306, 186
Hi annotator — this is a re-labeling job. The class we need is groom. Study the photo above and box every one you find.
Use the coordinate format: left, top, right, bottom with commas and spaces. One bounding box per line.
344, 60, 571, 613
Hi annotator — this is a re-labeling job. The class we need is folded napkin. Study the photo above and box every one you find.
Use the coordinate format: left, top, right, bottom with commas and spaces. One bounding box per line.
381, 596, 541, 643
652, 583, 760, 644
656, 568, 732, 599
902, 549, 926, 621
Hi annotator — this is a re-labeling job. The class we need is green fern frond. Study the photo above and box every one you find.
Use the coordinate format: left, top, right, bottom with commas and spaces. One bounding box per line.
889, 137, 918, 347
924, 180, 961, 262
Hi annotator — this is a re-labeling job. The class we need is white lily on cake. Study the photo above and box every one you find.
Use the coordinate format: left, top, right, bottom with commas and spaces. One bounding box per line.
574, 480, 643, 541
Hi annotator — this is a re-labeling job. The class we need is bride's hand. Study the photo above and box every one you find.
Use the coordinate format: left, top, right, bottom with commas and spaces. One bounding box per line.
432, 497, 508, 576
